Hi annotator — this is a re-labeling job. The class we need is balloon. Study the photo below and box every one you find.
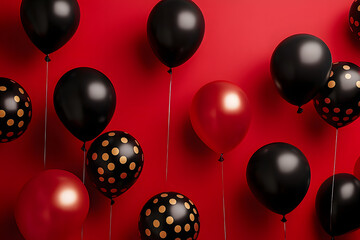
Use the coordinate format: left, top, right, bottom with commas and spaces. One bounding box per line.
87, 131, 144, 200
349, 1, 360, 40
53, 67, 116, 142
20, 0, 80, 55
246, 142, 311, 218
147, 0, 205, 68
15, 169, 89, 240
313, 62, 360, 128
139, 192, 200, 240
271, 34, 332, 112
316, 173, 360, 237
354, 156, 360, 180
190, 81, 251, 156
0, 78, 32, 143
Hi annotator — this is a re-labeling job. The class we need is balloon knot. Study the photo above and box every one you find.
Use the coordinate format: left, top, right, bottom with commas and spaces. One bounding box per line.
81, 142, 86, 152
45, 55, 51, 62
297, 107, 303, 114
281, 215, 287, 223
331, 237, 335, 240
111, 199, 115, 205
218, 153, 224, 162
167, 68, 172, 74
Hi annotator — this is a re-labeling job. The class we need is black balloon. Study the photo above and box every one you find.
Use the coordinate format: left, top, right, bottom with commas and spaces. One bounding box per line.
139, 192, 200, 240
147, 0, 205, 68
246, 142, 311, 218
349, 1, 360, 40
20, 0, 80, 55
53, 67, 116, 142
87, 131, 144, 199
271, 34, 332, 112
316, 173, 360, 237
0, 78, 32, 143
314, 62, 360, 128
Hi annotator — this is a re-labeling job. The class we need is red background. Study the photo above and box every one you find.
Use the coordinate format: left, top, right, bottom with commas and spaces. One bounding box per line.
1, 0, 360, 239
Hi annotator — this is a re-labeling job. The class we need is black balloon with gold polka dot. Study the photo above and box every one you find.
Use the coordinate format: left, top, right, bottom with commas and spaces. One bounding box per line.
139, 192, 200, 240
86, 131, 144, 199
314, 62, 360, 128
0, 78, 32, 143
349, 0, 360, 40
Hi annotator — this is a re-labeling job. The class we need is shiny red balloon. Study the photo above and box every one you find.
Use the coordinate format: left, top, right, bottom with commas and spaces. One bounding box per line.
190, 81, 251, 155
15, 169, 90, 240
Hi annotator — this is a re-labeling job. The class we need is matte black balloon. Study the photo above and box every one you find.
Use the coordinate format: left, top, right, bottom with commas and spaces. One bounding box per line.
316, 173, 360, 237
86, 131, 143, 199
246, 142, 311, 217
271, 34, 332, 112
20, 0, 80, 55
314, 62, 360, 128
53, 67, 116, 142
147, 0, 205, 68
139, 192, 200, 240
0, 78, 32, 143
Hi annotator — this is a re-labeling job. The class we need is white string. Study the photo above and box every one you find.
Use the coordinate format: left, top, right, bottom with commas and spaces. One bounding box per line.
109, 202, 113, 240
165, 69, 173, 183
82, 143, 86, 183
221, 161, 227, 240
43, 57, 49, 168
330, 128, 339, 233
283, 221, 287, 240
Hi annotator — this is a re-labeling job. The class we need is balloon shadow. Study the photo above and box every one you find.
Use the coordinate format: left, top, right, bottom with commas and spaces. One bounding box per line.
0, 14, 37, 65
0, 206, 25, 240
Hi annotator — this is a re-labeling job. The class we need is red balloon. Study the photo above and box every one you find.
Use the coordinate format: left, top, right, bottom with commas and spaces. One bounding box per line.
15, 169, 89, 240
190, 81, 251, 155
354, 156, 360, 180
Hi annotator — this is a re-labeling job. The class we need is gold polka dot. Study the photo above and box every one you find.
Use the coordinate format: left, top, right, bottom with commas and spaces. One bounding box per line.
0, 131, 2, 135
324, 98, 331, 104
135, 139, 139, 146
99, 177, 104, 182
28, 111, 31, 117
166, 216, 174, 224
332, 117, 339, 122
27, 97, 30, 102
343, 117, 350, 121
346, 109, 354, 115
14, 96, 20, 102
0, 110, 5, 118
161, 193, 168, 198
92, 153, 97, 160
100, 188, 107, 192
184, 202, 190, 209
337, 123, 343, 127
328, 80, 336, 88
134, 146, 139, 154
345, 73, 352, 79
108, 163, 115, 171
351, 16, 355, 24
153, 198, 159, 204
102, 153, 109, 161
356, 21, 359, 27
358, 5, 360, 11
111, 189, 117, 193
119, 156, 127, 164
194, 233, 198, 239
169, 199, 177, 205
134, 172, 139, 178
333, 108, 340, 113
146, 209, 151, 216
322, 107, 329, 113
159, 205, 166, 213
129, 162, 136, 170
108, 132, 115, 136
159, 231, 166, 239
194, 222, 199, 231
175, 225, 181, 233
177, 194, 184, 199
145, 229, 151, 236
108, 177, 115, 183
193, 208, 197, 214
18, 121, 24, 128
7, 132, 14, 137
111, 147, 119, 156
98, 167, 104, 175
7, 119, 14, 126
18, 88, 24, 94
185, 224, 190, 232
120, 172, 127, 179
102, 140, 109, 147
0, 86, 6, 91
121, 137, 128, 143
189, 200, 194, 205
175, 238, 181, 240
17, 109, 24, 117
343, 65, 351, 70
322, 114, 328, 119
25, 102, 29, 107
153, 220, 160, 228
357, 81, 360, 88
330, 71, 334, 77
120, 188, 127, 193
190, 213, 195, 221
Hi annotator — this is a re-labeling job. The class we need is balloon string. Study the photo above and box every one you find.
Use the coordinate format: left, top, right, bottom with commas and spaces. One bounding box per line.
284, 220, 287, 240
221, 161, 227, 240
82, 142, 87, 183
165, 68, 173, 183
330, 128, 339, 233
109, 200, 113, 240
43, 55, 50, 168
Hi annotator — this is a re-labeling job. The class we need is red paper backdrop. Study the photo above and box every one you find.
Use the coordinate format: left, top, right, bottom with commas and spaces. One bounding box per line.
1, 0, 360, 239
